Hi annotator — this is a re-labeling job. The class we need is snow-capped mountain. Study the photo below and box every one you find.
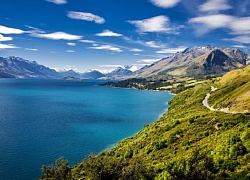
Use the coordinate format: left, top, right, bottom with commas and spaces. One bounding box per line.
106, 65, 135, 77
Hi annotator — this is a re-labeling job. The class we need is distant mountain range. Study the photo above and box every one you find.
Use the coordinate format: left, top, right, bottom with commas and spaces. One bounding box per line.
0, 56, 137, 79
0, 47, 249, 79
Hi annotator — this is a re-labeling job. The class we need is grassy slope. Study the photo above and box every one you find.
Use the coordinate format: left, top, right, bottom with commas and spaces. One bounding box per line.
209, 65, 250, 112
40, 67, 250, 180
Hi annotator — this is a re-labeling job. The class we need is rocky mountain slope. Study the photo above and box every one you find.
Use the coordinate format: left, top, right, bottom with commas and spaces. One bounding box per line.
0, 56, 59, 78
133, 46, 248, 78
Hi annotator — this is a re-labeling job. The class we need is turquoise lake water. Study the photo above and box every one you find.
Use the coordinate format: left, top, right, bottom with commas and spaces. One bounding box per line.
0, 79, 173, 180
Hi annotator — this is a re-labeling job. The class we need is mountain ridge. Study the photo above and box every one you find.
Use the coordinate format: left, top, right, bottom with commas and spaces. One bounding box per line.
131, 46, 248, 78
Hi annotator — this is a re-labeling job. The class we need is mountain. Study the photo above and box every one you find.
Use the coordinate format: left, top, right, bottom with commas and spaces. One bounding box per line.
106, 65, 134, 77
81, 70, 106, 79
58, 69, 81, 78
132, 46, 247, 78
0, 56, 59, 78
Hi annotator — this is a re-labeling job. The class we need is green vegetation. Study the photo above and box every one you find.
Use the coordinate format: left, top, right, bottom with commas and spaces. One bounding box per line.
39, 66, 250, 180
102, 76, 207, 94
209, 65, 250, 113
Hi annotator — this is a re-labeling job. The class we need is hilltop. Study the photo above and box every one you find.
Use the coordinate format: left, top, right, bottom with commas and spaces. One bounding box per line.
39, 65, 250, 179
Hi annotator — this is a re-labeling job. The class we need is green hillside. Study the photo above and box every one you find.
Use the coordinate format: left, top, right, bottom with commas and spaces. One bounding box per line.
39, 67, 250, 180
209, 65, 250, 113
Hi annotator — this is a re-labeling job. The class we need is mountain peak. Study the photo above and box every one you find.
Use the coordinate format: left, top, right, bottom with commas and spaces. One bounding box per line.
132, 46, 247, 78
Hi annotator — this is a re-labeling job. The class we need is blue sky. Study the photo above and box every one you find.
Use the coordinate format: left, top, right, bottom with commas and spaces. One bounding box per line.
0, 0, 250, 72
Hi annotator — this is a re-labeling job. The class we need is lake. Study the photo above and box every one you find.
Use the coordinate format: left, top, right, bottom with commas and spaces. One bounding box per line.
0, 79, 173, 180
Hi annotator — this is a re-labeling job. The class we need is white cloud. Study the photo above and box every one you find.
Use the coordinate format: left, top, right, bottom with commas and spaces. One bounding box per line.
150, 0, 181, 8
80, 39, 96, 44
67, 50, 75, 53
98, 64, 122, 68
123, 35, 169, 49
190, 14, 250, 36
156, 46, 187, 54
129, 48, 144, 52
25, 48, 38, 51
95, 30, 122, 37
145, 41, 165, 48
0, 25, 25, 34
89, 45, 122, 53
25, 25, 46, 34
199, 0, 232, 12
31, 32, 82, 40
67, 42, 76, 46
0, 34, 12, 41
128, 16, 172, 33
189, 14, 234, 35
0, 43, 19, 49
189, 14, 233, 29
67, 11, 105, 24
230, 17, 250, 35
225, 36, 250, 44
138, 59, 160, 63
231, 45, 247, 48
45, 0, 67, 5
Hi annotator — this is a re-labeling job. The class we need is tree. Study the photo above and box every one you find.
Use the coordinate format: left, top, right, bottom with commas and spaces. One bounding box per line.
40, 157, 72, 180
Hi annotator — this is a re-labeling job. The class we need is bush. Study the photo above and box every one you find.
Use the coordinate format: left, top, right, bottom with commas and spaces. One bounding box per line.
40, 157, 72, 180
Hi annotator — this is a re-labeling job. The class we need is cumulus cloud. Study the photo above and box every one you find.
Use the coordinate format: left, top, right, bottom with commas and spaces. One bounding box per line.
25, 48, 38, 51
67, 11, 105, 24
0, 25, 25, 34
150, 0, 181, 8
199, 0, 232, 12
0, 43, 19, 49
89, 45, 122, 53
231, 45, 247, 48
230, 17, 250, 34
189, 14, 233, 29
156, 46, 187, 54
145, 41, 165, 48
189, 14, 234, 35
98, 64, 122, 68
67, 50, 75, 53
225, 36, 250, 44
67, 42, 76, 46
129, 48, 144, 52
0, 34, 12, 41
31, 32, 82, 40
45, 0, 67, 5
95, 30, 122, 37
128, 16, 172, 33
189, 14, 250, 39
137, 59, 160, 63
80, 40, 96, 44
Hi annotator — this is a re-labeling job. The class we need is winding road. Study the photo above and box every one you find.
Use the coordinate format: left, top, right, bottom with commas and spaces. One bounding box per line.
202, 86, 233, 114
